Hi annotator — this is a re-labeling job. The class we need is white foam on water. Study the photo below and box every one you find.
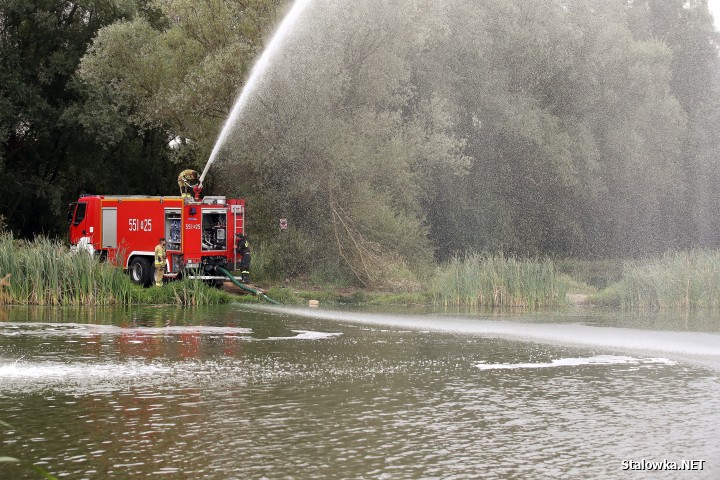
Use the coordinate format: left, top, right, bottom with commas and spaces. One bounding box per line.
120, 326, 253, 336
0, 361, 173, 379
265, 330, 343, 341
246, 306, 720, 367
0, 323, 252, 337
475, 355, 677, 371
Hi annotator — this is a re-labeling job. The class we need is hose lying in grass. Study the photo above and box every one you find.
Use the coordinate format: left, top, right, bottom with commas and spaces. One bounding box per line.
215, 266, 280, 305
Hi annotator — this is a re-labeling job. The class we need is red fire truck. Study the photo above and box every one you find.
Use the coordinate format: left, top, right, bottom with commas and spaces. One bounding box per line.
67, 194, 246, 286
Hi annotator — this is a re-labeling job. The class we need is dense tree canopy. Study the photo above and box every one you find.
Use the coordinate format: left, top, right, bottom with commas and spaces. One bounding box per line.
0, 0, 181, 236
3, 0, 720, 284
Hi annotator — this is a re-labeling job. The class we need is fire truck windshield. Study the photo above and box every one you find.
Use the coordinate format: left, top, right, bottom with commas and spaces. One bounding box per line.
67, 203, 86, 226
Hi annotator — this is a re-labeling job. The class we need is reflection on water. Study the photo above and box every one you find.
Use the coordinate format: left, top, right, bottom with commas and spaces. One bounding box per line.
0, 305, 718, 479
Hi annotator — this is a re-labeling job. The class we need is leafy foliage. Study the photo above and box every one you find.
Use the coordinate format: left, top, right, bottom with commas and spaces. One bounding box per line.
0, 0, 178, 236
4, 0, 720, 285
78, 0, 283, 169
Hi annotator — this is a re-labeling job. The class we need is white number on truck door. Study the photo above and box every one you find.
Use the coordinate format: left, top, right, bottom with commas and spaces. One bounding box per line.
128, 219, 152, 232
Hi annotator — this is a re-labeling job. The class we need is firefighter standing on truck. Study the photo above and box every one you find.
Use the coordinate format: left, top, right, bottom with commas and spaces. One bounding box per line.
178, 169, 199, 198
154, 237, 167, 287
236, 233, 251, 283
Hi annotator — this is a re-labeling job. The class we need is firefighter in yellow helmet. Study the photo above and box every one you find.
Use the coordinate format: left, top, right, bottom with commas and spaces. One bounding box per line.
154, 237, 167, 287
178, 169, 199, 198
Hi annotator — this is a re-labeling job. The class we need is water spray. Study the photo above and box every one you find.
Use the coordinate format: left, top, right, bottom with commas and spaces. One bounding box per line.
198, 0, 315, 186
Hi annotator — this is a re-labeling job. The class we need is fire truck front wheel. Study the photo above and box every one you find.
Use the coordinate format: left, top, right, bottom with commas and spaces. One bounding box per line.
129, 257, 153, 287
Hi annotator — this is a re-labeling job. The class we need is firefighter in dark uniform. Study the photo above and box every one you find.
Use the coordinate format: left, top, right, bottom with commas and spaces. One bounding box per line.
236, 233, 251, 283
178, 169, 199, 198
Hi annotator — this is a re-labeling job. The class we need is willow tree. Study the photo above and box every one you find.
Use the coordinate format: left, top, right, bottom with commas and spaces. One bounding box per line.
79, 0, 285, 172
214, 0, 469, 287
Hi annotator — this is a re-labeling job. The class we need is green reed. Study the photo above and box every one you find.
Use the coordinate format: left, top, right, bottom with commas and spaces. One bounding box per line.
134, 277, 233, 306
430, 253, 567, 308
0, 234, 231, 306
602, 250, 720, 309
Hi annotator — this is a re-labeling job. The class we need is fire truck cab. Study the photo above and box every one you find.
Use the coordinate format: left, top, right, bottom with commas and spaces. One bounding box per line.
67, 195, 246, 286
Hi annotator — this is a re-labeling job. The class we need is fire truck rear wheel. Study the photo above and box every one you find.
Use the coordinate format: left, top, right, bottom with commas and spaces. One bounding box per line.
129, 257, 153, 287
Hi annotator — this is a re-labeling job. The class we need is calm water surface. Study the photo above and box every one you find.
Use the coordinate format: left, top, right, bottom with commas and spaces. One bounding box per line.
0, 305, 718, 479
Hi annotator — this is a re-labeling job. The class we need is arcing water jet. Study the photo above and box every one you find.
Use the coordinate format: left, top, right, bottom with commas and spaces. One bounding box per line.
199, 0, 316, 186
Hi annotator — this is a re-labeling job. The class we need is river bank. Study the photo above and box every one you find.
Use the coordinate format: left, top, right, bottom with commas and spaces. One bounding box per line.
262, 250, 720, 312
5, 233, 720, 311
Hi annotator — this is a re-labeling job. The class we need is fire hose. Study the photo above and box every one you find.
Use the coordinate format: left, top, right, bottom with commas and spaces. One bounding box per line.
215, 266, 280, 305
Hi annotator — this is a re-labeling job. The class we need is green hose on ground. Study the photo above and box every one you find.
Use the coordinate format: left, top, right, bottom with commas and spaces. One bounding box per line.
216, 266, 280, 305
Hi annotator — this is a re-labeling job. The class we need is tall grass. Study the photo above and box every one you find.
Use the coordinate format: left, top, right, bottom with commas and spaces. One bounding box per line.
597, 250, 720, 309
134, 277, 234, 306
430, 253, 567, 308
0, 234, 132, 305
0, 234, 232, 306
